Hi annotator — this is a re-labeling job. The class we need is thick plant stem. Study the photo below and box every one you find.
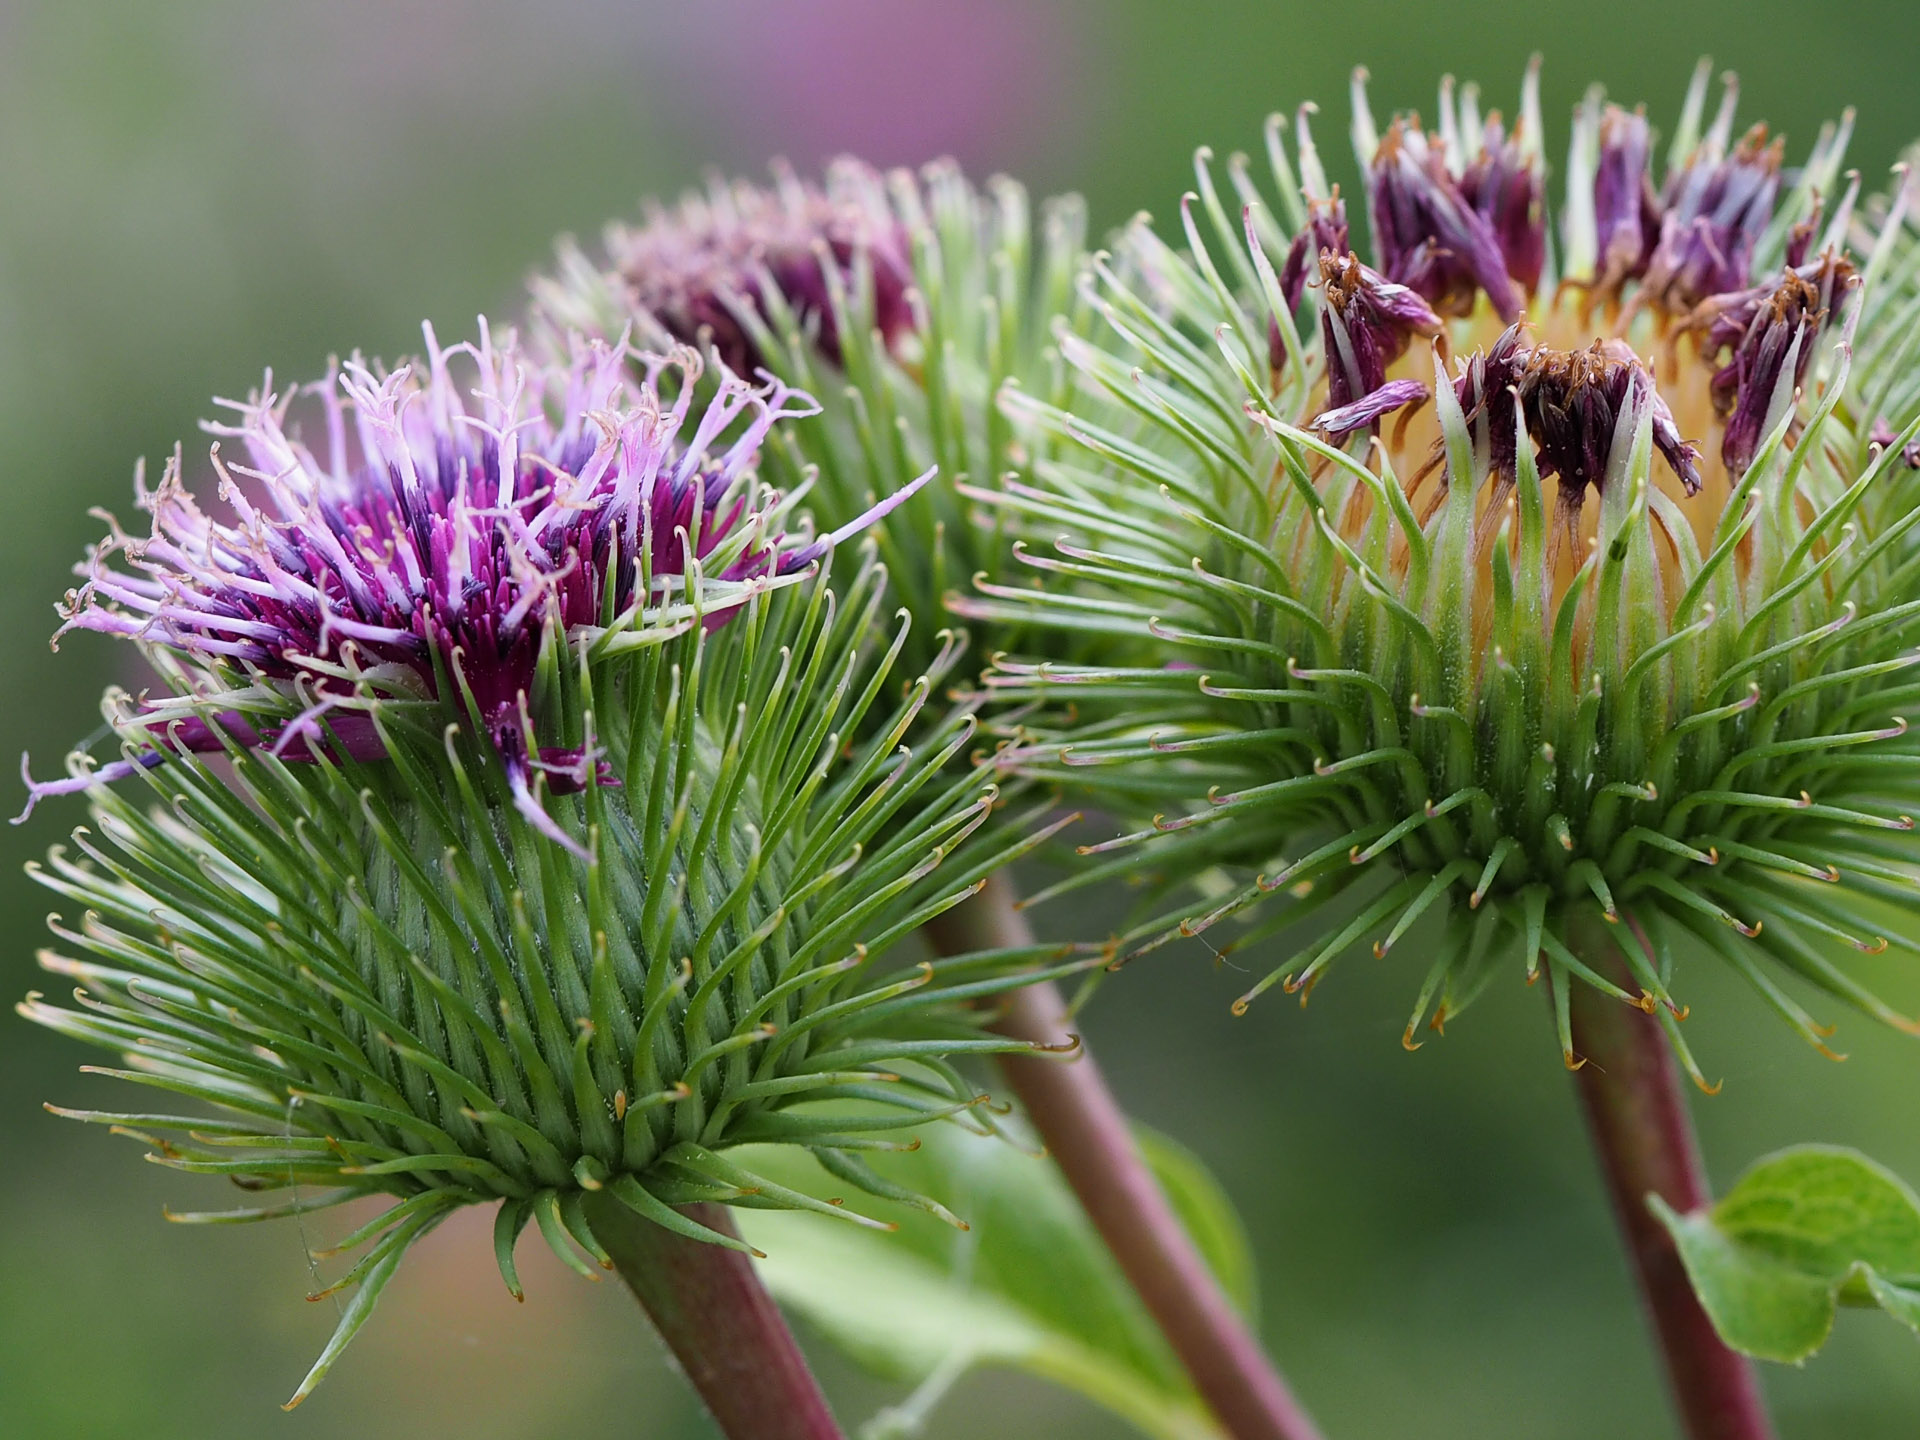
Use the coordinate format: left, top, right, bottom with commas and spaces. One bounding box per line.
1564, 925, 1777, 1440
924, 874, 1324, 1440
587, 1194, 847, 1440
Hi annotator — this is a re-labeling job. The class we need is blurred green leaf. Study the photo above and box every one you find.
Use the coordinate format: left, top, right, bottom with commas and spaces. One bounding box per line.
735, 1123, 1233, 1439
1135, 1124, 1259, 1322
1652, 1144, 1920, 1362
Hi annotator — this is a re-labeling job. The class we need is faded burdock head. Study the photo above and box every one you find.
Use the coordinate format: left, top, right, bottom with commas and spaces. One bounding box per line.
979, 59, 1920, 1083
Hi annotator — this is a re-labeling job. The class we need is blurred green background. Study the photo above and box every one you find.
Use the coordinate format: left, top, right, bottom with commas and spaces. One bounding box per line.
4, 2, 1920, 1436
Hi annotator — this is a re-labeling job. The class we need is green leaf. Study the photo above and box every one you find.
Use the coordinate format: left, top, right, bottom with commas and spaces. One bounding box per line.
1866, 1272, 1920, 1330
1651, 1201, 1843, 1362
1652, 1144, 1920, 1363
734, 1124, 1230, 1440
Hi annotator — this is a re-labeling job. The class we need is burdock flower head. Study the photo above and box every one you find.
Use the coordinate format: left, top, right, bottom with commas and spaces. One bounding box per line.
17, 321, 1068, 1403
21, 323, 895, 850
983, 60, 1920, 1082
535, 157, 1094, 680
537, 158, 915, 376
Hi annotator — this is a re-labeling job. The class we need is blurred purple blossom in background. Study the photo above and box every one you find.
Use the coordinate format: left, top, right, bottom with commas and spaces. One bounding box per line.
633, 0, 1084, 174
228, 0, 1082, 182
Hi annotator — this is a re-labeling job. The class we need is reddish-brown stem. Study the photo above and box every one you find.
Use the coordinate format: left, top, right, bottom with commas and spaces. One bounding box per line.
925, 874, 1324, 1440
587, 1195, 847, 1440
1564, 923, 1777, 1440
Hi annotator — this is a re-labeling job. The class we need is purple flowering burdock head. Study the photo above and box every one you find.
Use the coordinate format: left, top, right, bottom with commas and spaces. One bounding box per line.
15, 313, 1025, 1415
982, 56, 1920, 1081
24, 321, 926, 848
600, 158, 915, 375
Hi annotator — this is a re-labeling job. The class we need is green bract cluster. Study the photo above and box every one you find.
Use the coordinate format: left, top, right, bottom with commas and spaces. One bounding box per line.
979, 64, 1920, 1080
29, 558, 1074, 1402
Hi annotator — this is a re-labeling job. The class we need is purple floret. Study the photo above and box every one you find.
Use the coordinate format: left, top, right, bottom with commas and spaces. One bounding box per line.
1640, 125, 1783, 315
1589, 106, 1664, 308
1313, 251, 1443, 437
1691, 253, 1855, 476
1279, 191, 1352, 314
1459, 110, 1546, 298
1442, 328, 1702, 514
1366, 119, 1525, 322
1517, 340, 1701, 501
